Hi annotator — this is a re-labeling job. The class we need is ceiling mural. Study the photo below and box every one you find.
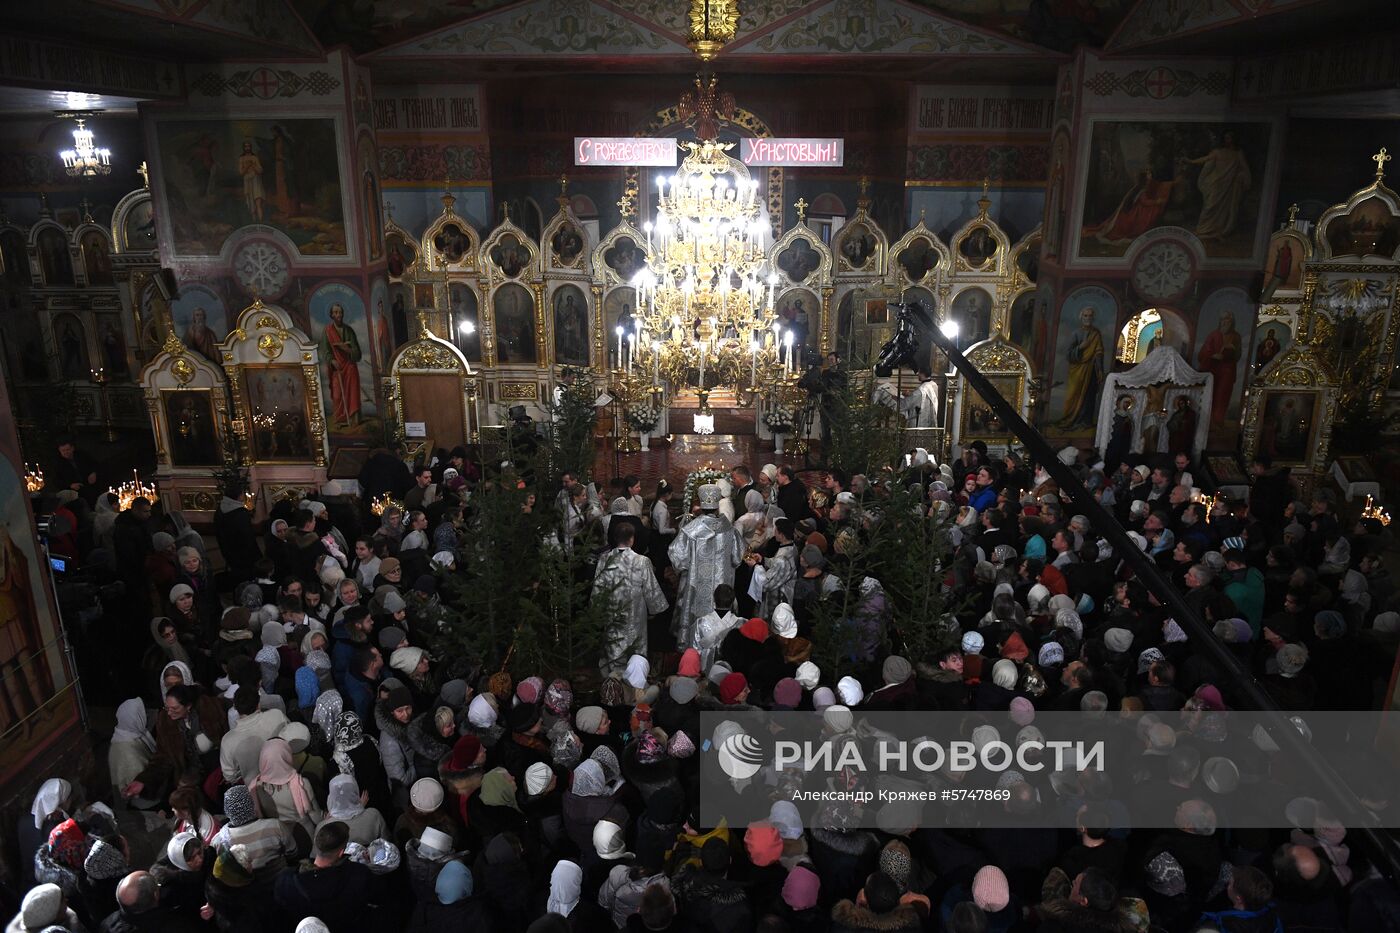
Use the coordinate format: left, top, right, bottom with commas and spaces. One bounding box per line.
738, 0, 1035, 55
903, 0, 1138, 52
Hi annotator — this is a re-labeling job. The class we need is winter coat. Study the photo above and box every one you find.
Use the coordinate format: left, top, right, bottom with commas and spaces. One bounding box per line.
273, 857, 379, 932
137, 694, 227, 799
1038, 898, 1139, 933
406, 711, 453, 778
562, 791, 628, 861
599, 865, 670, 929
405, 896, 494, 933
374, 698, 416, 790
670, 866, 753, 933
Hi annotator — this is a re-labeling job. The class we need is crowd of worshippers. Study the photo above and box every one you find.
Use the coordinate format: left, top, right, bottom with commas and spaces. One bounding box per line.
12, 438, 1400, 933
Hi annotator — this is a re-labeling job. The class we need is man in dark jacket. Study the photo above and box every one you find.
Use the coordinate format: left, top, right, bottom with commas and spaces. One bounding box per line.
274, 821, 382, 932
775, 467, 811, 523
831, 871, 926, 933
1197, 864, 1284, 933
100, 871, 201, 933
1247, 456, 1291, 531
670, 837, 753, 933
213, 490, 260, 587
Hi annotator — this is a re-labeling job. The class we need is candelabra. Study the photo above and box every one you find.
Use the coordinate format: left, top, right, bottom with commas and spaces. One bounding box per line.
1362, 494, 1392, 527
109, 469, 158, 511
371, 493, 402, 517
24, 463, 45, 494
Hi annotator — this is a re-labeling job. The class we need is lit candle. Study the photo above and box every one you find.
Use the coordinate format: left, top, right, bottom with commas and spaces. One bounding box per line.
652, 340, 661, 383
628, 332, 637, 373
615, 325, 624, 370
750, 335, 759, 386
698, 339, 706, 389
784, 331, 795, 376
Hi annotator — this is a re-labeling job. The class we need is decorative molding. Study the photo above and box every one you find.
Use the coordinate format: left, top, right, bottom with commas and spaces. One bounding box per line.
499, 381, 539, 400
1083, 66, 1229, 99
189, 68, 340, 99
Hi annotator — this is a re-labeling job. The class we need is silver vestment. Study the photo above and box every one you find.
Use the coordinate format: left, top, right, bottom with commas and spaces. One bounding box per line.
668, 512, 743, 646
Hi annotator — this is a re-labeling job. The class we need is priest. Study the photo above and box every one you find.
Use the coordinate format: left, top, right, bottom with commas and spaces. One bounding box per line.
593, 522, 668, 675
669, 483, 745, 648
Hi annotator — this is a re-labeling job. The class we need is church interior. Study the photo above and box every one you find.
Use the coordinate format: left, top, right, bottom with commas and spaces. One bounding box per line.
3, 0, 1400, 927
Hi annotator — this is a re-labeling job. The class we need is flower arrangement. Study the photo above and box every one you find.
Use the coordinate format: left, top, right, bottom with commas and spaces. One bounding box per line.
763, 406, 795, 433
624, 405, 659, 433
681, 467, 728, 514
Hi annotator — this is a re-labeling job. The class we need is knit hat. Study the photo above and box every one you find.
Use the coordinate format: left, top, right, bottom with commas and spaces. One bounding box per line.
410, 777, 445, 811
224, 785, 256, 827
822, 704, 853, 733
379, 589, 407, 614
575, 706, 605, 734
1009, 696, 1036, 726
635, 732, 667, 766
525, 762, 553, 797
1000, 632, 1030, 661
812, 686, 835, 710
221, 607, 251, 631
879, 841, 913, 891
1104, 628, 1133, 653
213, 846, 254, 887
991, 659, 1018, 690
972, 864, 1010, 912
962, 631, 985, 653
795, 661, 820, 689
419, 827, 454, 859
448, 735, 483, 771
882, 655, 912, 686
667, 730, 695, 758
677, 649, 702, 678
514, 676, 543, 705
169, 583, 193, 603
280, 721, 311, 754
720, 672, 749, 705
377, 627, 407, 651
386, 685, 413, 711
782, 866, 820, 911
745, 821, 783, 867
508, 702, 540, 732
543, 675, 571, 711
837, 675, 864, 706
773, 678, 802, 708
21, 883, 64, 928
739, 617, 769, 642
379, 557, 401, 576
1038, 642, 1064, 667
390, 646, 428, 677
668, 677, 698, 704
439, 679, 469, 710
83, 837, 128, 881
707, 662, 732, 686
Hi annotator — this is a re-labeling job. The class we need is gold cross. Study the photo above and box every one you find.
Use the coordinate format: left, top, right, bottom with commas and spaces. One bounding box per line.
794, 197, 808, 222
616, 191, 635, 220
858, 176, 870, 198
1374, 147, 1391, 181
136, 161, 150, 188
558, 174, 569, 197
982, 177, 990, 197
1287, 203, 1299, 226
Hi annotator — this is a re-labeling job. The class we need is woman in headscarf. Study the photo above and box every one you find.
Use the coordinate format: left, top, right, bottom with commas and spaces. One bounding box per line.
479, 833, 534, 933
127, 682, 227, 805
247, 737, 323, 835
468, 767, 525, 839
156, 659, 194, 703
18, 778, 71, 889
406, 859, 491, 932
561, 758, 627, 865
315, 773, 387, 845
149, 829, 210, 920
108, 699, 155, 804
143, 617, 194, 692
310, 690, 342, 749
330, 711, 393, 817
218, 784, 297, 871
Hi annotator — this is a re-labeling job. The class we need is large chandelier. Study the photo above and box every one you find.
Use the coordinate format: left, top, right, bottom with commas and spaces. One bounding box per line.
59, 117, 113, 178
626, 140, 792, 397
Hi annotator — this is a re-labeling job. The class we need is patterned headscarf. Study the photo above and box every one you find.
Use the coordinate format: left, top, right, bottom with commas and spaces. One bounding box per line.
591, 746, 622, 786
551, 728, 584, 768
570, 759, 609, 798
313, 691, 343, 740
879, 840, 913, 892
544, 679, 573, 717
599, 676, 625, 706
332, 712, 367, 777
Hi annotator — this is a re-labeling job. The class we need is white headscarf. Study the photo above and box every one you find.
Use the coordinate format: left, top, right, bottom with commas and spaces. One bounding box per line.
547, 859, 583, 916
327, 774, 365, 821
113, 699, 156, 753
837, 675, 864, 706
158, 660, 194, 699
624, 654, 650, 690
771, 603, 798, 639
795, 661, 820, 689
467, 694, 498, 729
31, 778, 70, 829
167, 831, 200, 872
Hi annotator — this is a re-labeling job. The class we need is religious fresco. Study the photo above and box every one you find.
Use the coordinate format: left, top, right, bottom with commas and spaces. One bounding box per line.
1324, 197, 1400, 259
54, 314, 90, 381
1193, 287, 1251, 427
162, 389, 223, 467
1261, 234, 1304, 301
308, 282, 381, 443
957, 225, 997, 268
1250, 319, 1291, 372
434, 222, 474, 266
1077, 121, 1272, 260
1047, 286, 1115, 436
950, 287, 993, 349
896, 237, 938, 283
552, 284, 590, 366
603, 288, 637, 369
122, 197, 157, 253
79, 231, 113, 286
489, 234, 530, 278
153, 117, 347, 257
36, 228, 73, 286
551, 222, 585, 268
493, 283, 537, 365
907, 0, 1136, 51
244, 365, 316, 462
0, 372, 78, 787
386, 232, 416, 278
0, 302, 47, 384
837, 222, 878, 271
1257, 390, 1320, 466
776, 238, 821, 284
602, 237, 643, 283
1008, 287, 1049, 361
369, 279, 394, 371
171, 285, 228, 365
775, 289, 819, 358
95, 314, 129, 377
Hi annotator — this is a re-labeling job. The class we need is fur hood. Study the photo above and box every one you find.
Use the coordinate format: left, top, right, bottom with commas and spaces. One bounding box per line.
374, 697, 410, 743
831, 898, 923, 931
1038, 898, 1137, 933
406, 711, 453, 762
